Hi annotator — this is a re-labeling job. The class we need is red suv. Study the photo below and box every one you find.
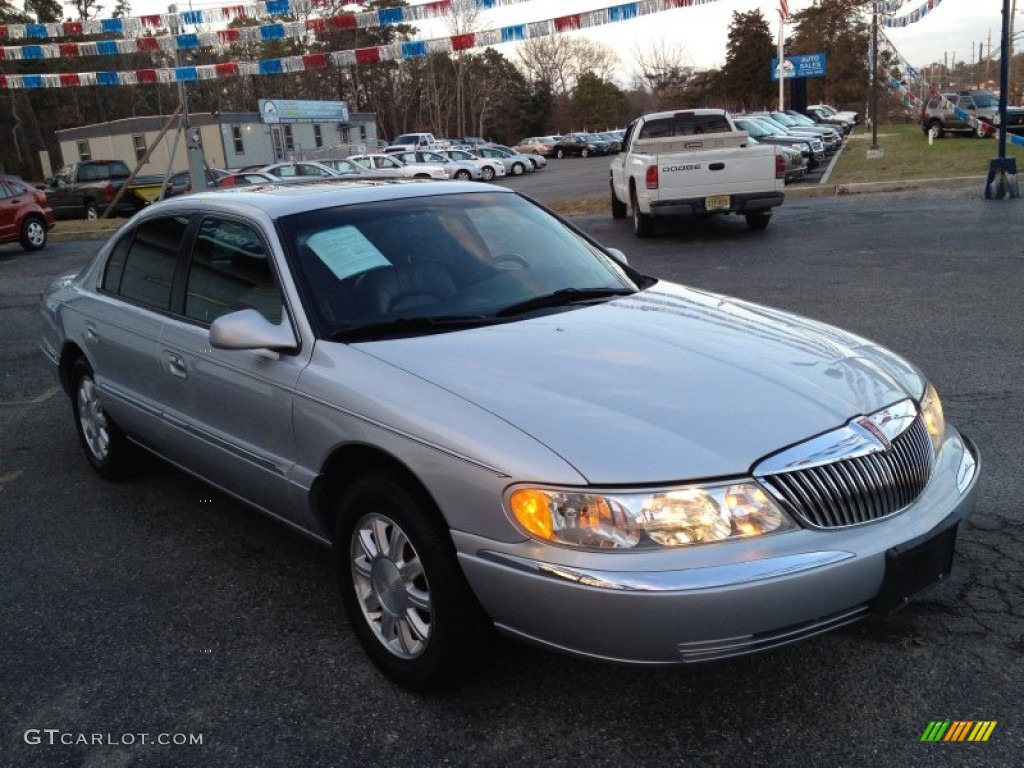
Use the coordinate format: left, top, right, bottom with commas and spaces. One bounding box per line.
0, 176, 55, 251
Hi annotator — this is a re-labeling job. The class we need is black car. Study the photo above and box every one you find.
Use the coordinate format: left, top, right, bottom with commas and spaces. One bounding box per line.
552, 134, 603, 158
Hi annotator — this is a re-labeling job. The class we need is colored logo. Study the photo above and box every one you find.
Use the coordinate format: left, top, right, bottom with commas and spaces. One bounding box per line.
920, 721, 997, 742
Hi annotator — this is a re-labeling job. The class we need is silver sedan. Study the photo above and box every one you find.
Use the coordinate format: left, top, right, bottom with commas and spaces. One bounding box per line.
40, 181, 980, 692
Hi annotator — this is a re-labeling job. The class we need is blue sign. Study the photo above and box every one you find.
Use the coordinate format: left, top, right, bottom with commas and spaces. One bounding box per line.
259, 99, 350, 124
771, 53, 827, 81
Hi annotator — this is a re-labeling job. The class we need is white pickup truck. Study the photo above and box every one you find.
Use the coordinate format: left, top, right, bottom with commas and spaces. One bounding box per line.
610, 109, 786, 236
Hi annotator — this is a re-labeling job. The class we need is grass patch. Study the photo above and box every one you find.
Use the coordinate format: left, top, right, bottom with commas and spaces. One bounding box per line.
828, 123, 1024, 184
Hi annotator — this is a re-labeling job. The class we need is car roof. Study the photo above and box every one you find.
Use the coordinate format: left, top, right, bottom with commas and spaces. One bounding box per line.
132, 178, 509, 220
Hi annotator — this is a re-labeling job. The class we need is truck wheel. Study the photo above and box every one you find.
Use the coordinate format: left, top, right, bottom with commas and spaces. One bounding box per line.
630, 189, 654, 238
927, 121, 944, 139
84, 201, 99, 220
20, 216, 47, 251
745, 211, 772, 231
611, 186, 627, 219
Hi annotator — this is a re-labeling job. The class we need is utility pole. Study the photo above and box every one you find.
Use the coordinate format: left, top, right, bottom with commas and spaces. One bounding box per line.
169, 4, 208, 192
871, 0, 879, 148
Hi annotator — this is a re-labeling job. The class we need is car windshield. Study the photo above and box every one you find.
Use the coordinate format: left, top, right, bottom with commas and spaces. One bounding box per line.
279, 192, 644, 340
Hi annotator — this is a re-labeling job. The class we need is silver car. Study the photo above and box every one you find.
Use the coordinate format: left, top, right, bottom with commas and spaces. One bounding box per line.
40, 181, 979, 692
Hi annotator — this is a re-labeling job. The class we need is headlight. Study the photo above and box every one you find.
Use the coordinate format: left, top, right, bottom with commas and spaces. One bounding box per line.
920, 382, 946, 454
507, 482, 794, 550
792, 143, 806, 151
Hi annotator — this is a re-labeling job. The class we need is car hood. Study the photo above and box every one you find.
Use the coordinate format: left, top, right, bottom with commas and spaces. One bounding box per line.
355, 283, 923, 484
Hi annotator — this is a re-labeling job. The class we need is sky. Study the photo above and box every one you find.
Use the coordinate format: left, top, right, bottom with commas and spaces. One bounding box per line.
81, 0, 1010, 84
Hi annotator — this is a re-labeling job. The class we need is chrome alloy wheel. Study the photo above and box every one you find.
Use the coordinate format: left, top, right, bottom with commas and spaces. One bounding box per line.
77, 375, 110, 461
350, 512, 432, 659
24, 219, 46, 248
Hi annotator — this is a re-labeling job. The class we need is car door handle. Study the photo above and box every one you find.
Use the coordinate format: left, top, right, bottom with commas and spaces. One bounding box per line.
164, 351, 188, 379
709, 163, 725, 171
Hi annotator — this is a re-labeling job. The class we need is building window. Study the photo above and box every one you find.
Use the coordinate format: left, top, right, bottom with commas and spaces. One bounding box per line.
132, 134, 147, 162
77, 140, 91, 161
232, 125, 244, 154
283, 125, 294, 152
313, 124, 323, 148
359, 125, 367, 140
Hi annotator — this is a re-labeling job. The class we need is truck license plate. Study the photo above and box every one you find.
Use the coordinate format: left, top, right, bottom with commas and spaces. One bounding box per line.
705, 195, 730, 211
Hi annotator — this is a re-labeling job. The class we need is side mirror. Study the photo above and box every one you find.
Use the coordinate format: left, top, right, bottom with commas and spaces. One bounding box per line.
606, 247, 629, 266
210, 309, 297, 353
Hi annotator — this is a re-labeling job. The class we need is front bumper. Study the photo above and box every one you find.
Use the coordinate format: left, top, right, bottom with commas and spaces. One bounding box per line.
456, 429, 979, 664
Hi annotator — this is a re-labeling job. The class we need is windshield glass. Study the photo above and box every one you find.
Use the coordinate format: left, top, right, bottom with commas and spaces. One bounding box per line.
279, 192, 643, 339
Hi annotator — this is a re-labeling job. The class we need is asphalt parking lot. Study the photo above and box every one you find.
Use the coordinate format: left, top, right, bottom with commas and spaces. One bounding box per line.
1, 173, 1021, 767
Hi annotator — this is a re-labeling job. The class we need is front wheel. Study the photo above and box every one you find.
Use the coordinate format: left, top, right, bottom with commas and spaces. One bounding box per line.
581, 148, 590, 158
20, 216, 47, 250
611, 186, 627, 219
84, 201, 99, 220
511, 162, 525, 176
454, 169, 472, 180
745, 211, 772, 231
334, 472, 489, 692
481, 166, 495, 181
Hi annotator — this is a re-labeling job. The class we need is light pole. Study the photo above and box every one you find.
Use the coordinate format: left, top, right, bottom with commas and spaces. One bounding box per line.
871, 1, 879, 149
169, 4, 208, 192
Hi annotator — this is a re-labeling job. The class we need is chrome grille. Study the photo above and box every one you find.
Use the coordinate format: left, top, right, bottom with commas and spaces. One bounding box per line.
761, 416, 934, 529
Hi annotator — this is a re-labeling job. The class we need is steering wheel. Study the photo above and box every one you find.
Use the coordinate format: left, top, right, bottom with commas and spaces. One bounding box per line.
492, 254, 530, 270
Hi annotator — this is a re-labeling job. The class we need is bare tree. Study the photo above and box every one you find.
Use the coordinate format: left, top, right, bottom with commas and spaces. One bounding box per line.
632, 38, 693, 108
516, 36, 619, 95
441, 1, 480, 137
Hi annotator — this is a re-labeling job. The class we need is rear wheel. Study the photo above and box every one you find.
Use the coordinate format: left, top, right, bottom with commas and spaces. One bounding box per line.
556, 149, 566, 159
511, 162, 525, 176
454, 169, 472, 181
334, 471, 489, 692
745, 211, 772, 231
20, 216, 47, 251
581, 148, 590, 158
70, 358, 136, 479
631, 188, 654, 238
927, 120, 944, 139
84, 201, 99, 220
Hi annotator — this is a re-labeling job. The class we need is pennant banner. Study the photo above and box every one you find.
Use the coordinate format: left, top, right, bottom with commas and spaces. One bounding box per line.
882, 0, 945, 28
0, 0, 725, 88
0, 0, 520, 43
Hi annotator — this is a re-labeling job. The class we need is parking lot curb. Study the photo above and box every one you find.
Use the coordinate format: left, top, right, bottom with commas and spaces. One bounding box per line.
786, 175, 987, 198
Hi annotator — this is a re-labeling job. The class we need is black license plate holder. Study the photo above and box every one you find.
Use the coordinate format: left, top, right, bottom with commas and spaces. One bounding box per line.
871, 523, 959, 615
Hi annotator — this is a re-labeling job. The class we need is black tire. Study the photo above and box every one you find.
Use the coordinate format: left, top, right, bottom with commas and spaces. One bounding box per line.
454, 169, 472, 181
745, 211, 772, 231
481, 166, 495, 182
511, 162, 525, 176
581, 148, 590, 158
556, 149, 566, 159
20, 216, 47, 251
630, 188, 654, 238
334, 471, 489, 692
611, 185, 627, 219
84, 201, 99, 220
70, 358, 136, 479
927, 120, 944, 139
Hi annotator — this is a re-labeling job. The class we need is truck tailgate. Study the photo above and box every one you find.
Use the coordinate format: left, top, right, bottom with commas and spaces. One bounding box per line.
652, 144, 780, 199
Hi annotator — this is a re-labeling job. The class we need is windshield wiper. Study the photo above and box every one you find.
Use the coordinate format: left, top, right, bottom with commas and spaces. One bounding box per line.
332, 314, 494, 342
495, 287, 633, 318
